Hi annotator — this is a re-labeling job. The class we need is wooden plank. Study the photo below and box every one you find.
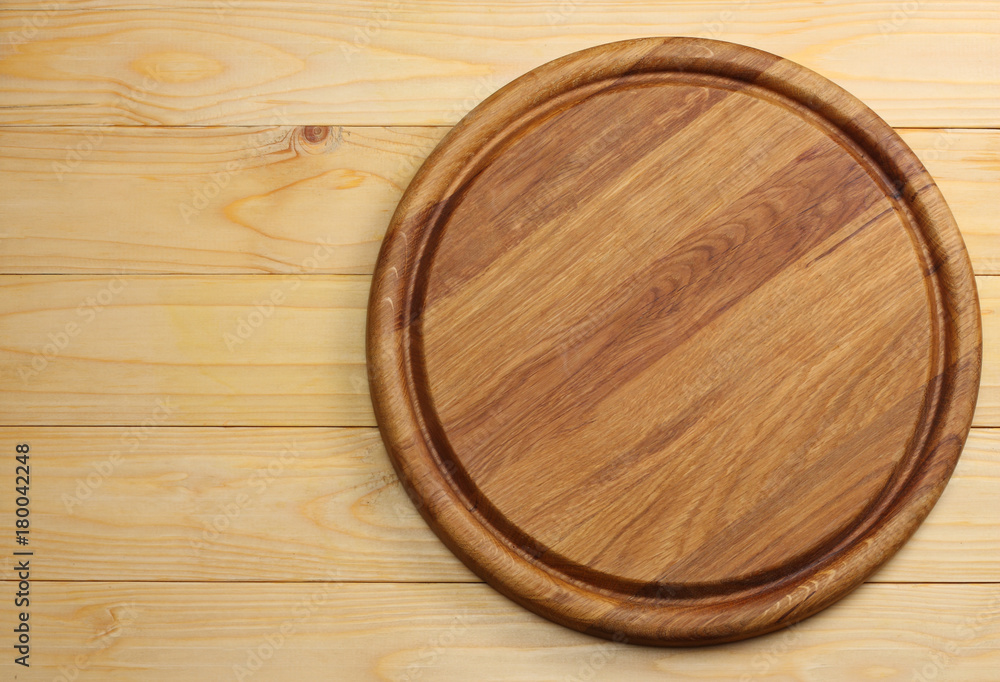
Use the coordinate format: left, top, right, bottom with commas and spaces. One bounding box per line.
872, 429, 1000, 582
0, 3, 998, 127
2, 126, 998, 274
906, 129, 1000, 276
975, 275, 1000, 426
0, 426, 995, 583
0, 427, 473, 582
0, 126, 445, 274
1, 274, 999, 427
0, 275, 374, 426
0, 582, 997, 680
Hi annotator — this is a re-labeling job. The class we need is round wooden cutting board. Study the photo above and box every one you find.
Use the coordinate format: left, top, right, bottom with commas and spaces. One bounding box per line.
366, 38, 981, 645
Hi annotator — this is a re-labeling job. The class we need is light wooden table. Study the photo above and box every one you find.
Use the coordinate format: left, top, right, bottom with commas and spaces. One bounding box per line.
0, 1, 998, 680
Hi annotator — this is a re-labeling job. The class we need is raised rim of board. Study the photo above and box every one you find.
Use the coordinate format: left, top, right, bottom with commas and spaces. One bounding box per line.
366, 37, 982, 645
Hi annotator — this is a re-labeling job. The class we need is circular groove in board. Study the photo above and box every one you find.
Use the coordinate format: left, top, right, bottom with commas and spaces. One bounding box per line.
366, 37, 981, 645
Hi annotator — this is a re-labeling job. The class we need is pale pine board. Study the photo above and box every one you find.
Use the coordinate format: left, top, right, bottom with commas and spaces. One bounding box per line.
903, 129, 1000, 275
0, 275, 374, 426
977, 276, 1000, 425
0, 126, 444, 274
0, 426, 996, 583
2, 127, 999, 274
0, 427, 473, 582
0, 582, 997, 681
0, 3, 998, 126
2, 274, 1000, 426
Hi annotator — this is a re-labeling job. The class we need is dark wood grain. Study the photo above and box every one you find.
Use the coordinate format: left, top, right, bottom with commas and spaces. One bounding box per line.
367, 37, 982, 646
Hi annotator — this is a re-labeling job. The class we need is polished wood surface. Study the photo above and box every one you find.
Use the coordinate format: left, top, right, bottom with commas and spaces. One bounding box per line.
369, 38, 981, 645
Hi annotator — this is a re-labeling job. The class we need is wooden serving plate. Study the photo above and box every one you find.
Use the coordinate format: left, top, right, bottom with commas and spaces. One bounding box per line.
366, 37, 981, 645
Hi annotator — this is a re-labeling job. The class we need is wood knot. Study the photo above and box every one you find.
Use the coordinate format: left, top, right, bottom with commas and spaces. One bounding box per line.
303, 126, 328, 144
295, 126, 342, 154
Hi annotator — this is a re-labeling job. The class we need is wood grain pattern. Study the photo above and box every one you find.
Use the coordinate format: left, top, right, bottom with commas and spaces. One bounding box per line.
0, 426, 474, 582
0, 1, 994, 678
3, 126, 1000, 274
0, 582, 997, 681
369, 38, 981, 644
0, 126, 444, 274
904, 129, 1000, 276
0, 425, 996, 584
976, 276, 1000, 424
0, 2, 998, 126
4, 273, 1000, 428
0, 275, 374, 426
